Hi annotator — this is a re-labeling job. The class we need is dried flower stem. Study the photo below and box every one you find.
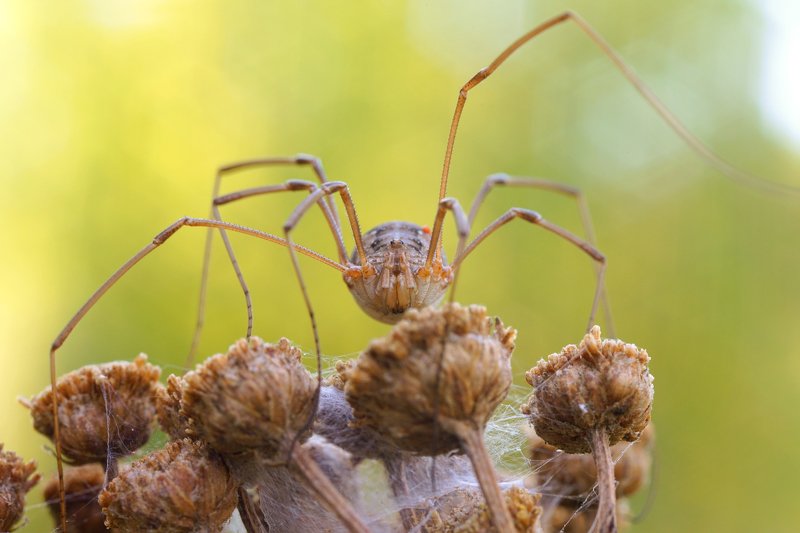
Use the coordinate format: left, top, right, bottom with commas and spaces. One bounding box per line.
591, 428, 617, 533
384, 456, 425, 530
237, 487, 267, 533
448, 421, 514, 533
290, 444, 370, 533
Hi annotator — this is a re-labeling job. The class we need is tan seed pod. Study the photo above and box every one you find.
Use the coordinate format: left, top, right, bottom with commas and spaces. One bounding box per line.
180, 337, 316, 457
155, 374, 191, 440
43, 463, 106, 533
526, 423, 654, 498
523, 326, 653, 454
346, 303, 515, 455
0, 444, 40, 532
346, 303, 517, 532
523, 326, 654, 533
99, 438, 238, 533
27, 354, 160, 464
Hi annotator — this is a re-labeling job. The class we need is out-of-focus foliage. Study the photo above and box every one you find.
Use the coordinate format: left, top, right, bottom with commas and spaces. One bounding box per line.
1, 1, 799, 531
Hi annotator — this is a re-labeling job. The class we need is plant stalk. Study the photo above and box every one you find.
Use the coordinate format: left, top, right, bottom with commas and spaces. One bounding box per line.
590, 428, 617, 533
291, 444, 371, 533
452, 423, 514, 533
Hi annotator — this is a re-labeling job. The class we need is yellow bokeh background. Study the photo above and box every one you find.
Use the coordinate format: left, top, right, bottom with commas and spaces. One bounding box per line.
2, 1, 799, 531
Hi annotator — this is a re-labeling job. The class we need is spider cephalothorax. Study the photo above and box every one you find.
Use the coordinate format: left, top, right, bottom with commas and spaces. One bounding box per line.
344, 221, 452, 323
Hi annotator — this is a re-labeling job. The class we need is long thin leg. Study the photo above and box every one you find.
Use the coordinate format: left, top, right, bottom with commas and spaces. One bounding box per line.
48, 217, 345, 531
466, 173, 614, 335
421, 198, 470, 304
207, 180, 347, 357
424, 197, 470, 270
435, 10, 799, 255
214, 181, 349, 264
190, 154, 337, 364
453, 208, 607, 332
280, 180, 367, 456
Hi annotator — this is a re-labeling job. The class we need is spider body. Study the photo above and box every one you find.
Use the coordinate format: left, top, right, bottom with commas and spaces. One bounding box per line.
345, 221, 452, 323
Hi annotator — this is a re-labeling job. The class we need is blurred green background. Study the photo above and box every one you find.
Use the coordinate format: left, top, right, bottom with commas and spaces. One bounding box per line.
2, 0, 799, 531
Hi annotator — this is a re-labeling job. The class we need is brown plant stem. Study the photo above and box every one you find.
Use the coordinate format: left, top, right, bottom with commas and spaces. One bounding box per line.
383, 455, 424, 530
450, 422, 514, 533
290, 444, 370, 533
590, 428, 617, 533
237, 487, 268, 533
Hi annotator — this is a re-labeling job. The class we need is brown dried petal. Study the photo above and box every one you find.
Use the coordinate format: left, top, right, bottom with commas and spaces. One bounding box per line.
181, 337, 317, 456
346, 303, 515, 455
0, 444, 40, 531
99, 439, 237, 533
43, 463, 106, 533
523, 326, 653, 454
28, 354, 160, 463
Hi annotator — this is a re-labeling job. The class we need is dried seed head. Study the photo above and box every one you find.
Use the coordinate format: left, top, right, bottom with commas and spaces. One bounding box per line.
99, 438, 238, 533
0, 444, 40, 532
346, 303, 515, 455
155, 374, 190, 440
28, 354, 160, 463
424, 486, 541, 533
43, 463, 106, 533
181, 337, 317, 456
526, 423, 654, 498
523, 326, 653, 454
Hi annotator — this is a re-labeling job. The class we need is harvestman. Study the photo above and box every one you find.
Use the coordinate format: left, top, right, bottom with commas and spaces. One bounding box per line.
46, 11, 799, 530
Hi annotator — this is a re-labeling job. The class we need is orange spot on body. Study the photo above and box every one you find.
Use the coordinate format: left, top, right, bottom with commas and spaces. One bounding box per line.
422, 226, 431, 234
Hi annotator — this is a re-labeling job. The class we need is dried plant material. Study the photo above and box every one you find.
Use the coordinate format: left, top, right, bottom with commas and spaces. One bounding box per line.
99, 438, 238, 533
155, 374, 191, 440
28, 354, 160, 464
181, 337, 371, 533
523, 326, 653, 454
43, 463, 106, 533
0, 444, 40, 532
422, 486, 542, 533
257, 436, 362, 532
347, 303, 515, 455
523, 326, 654, 533
526, 424, 654, 498
346, 303, 516, 532
181, 337, 316, 456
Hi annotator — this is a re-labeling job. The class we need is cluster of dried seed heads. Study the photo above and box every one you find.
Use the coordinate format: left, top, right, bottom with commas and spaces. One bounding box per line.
22, 308, 654, 533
